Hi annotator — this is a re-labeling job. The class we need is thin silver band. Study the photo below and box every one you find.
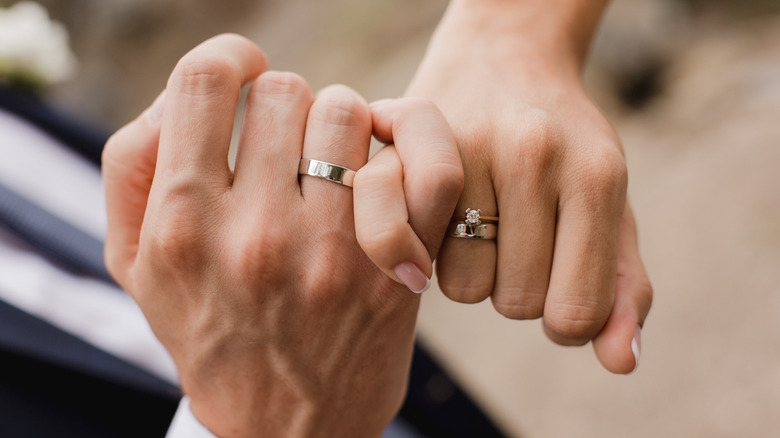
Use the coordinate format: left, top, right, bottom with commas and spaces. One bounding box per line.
447, 222, 498, 240
298, 158, 356, 187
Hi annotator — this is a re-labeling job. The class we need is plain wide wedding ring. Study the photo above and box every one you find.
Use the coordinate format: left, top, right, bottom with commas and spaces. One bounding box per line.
298, 158, 356, 187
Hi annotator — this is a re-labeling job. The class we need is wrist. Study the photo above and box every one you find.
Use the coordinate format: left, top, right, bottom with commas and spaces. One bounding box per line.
434, 0, 610, 75
188, 388, 389, 438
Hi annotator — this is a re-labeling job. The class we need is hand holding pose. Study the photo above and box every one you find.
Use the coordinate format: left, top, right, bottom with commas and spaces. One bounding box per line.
102, 34, 462, 437
406, 0, 653, 374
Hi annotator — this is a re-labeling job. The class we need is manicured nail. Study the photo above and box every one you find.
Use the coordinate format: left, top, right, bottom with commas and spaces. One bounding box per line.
369, 98, 394, 109
629, 324, 642, 374
146, 90, 166, 125
393, 262, 430, 294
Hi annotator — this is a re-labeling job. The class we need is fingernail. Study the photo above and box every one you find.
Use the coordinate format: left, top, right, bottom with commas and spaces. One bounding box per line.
393, 262, 430, 294
629, 324, 642, 374
145, 90, 166, 125
369, 98, 394, 109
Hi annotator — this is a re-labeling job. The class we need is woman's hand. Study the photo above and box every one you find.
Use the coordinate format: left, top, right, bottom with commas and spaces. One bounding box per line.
405, 0, 652, 374
102, 34, 462, 437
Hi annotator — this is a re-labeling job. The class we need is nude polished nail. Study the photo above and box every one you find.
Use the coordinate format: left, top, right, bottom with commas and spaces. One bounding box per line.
393, 262, 430, 294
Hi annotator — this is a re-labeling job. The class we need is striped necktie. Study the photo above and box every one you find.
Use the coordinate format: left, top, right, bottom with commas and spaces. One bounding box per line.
0, 183, 114, 284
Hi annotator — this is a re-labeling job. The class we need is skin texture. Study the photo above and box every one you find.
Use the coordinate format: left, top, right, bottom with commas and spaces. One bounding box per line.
102, 34, 462, 437
405, 0, 653, 374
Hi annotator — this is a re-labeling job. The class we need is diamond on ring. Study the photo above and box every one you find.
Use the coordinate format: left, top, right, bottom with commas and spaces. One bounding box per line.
448, 208, 498, 240
465, 208, 481, 229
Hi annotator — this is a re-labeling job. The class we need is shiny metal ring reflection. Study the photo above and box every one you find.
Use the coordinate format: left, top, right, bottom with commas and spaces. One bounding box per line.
447, 222, 498, 240
298, 158, 356, 187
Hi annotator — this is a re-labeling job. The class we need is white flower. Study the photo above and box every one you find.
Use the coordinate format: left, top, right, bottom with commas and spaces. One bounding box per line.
0, 1, 78, 87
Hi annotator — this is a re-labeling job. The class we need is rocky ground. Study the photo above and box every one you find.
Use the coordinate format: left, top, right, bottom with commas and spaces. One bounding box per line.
17, 0, 780, 436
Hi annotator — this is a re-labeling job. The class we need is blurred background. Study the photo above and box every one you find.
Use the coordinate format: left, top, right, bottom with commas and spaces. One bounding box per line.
5, 0, 780, 436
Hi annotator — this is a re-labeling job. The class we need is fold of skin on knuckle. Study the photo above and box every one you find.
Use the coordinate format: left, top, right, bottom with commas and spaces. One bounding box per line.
253, 71, 310, 101
451, 124, 496, 179
436, 271, 493, 304
141, 188, 222, 270
490, 289, 546, 320
543, 296, 612, 345
102, 126, 145, 177
419, 155, 464, 200
223, 227, 289, 292
354, 150, 402, 197
489, 111, 560, 185
144, 218, 210, 271
169, 54, 242, 100
562, 146, 628, 211
514, 124, 561, 178
311, 85, 370, 128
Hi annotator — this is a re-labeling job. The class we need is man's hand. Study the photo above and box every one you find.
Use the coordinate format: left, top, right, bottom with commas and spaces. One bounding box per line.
405, 0, 652, 374
102, 34, 462, 437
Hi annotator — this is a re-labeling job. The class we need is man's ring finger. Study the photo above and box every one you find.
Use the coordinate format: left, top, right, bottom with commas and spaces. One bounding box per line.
298, 158, 356, 187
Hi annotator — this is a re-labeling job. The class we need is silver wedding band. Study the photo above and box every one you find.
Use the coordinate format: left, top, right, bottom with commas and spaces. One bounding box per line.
448, 222, 498, 240
298, 158, 356, 187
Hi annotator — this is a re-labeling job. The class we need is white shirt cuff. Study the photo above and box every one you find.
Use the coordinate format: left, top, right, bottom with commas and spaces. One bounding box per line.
166, 396, 218, 438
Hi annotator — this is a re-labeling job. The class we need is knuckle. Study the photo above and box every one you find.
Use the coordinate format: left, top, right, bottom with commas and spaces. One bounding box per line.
101, 124, 138, 171
424, 161, 464, 201
521, 138, 559, 176
633, 274, 654, 314
145, 217, 204, 266
169, 54, 240, 98
158, 175, 217, 205
101, 133, 122, 172
495, 112, 562, 185
357, 155, 402, 182
210, 32, 253, 47
572, 149, 628, 202
438, 275, 492, 304
519, 109, 559, 147
311, 85, 370, 128
143, 185, 217, 263
305, 260, 346, 297
544, 298, 610, 344
253, 71, 310, 100
302, 236, 356, 301
226, 231, 288, 286
491, 289, 546, 320
519, 117, 559, 161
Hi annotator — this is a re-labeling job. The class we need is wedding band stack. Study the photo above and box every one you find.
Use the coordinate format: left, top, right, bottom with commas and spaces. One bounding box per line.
448, 208, 498, 240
